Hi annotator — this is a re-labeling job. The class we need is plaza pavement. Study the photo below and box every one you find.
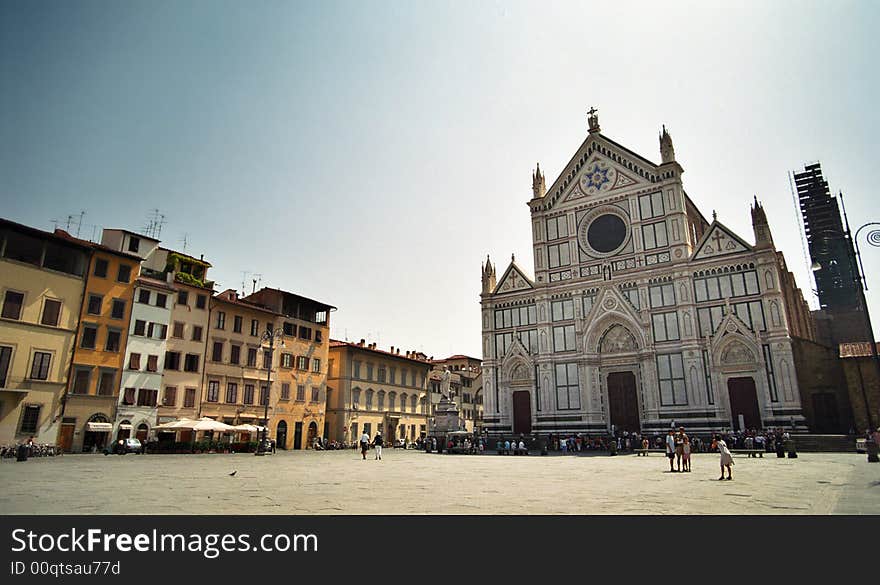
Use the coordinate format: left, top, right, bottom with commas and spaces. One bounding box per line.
0, 449, 878, 514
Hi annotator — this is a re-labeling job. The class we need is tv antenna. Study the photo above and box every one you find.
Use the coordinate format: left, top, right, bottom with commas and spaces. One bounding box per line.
143, 209, 166, 239
251, 273, 262, 295
179, 233, 189, 253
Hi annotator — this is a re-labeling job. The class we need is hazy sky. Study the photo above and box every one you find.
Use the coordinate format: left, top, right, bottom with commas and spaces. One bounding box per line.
2, 1, 879, 359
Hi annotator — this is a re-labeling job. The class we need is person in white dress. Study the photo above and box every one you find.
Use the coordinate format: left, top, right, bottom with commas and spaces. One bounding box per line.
712, 435, 734, 480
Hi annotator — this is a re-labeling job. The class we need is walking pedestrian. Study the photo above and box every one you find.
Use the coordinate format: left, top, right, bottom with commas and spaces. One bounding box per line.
373, 432, 383, 460
360, 431, 370, 460
665, 430, 676, 472
712, 435, 734, 480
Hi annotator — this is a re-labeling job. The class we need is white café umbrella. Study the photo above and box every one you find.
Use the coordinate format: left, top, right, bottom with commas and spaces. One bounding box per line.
153, 418, 197, 430
232, 423, 267, 433
189, 418, 236, 432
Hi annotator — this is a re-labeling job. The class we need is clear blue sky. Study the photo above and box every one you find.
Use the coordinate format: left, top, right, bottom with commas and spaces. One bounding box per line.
2, 0, 879, 358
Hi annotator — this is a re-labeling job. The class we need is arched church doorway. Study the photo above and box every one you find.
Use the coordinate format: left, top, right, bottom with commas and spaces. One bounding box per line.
307, 421, 318, 448
727, 377, 761, 431
607, 371, 640, 433
276, 420, 288, 450
512, 391, 531, 435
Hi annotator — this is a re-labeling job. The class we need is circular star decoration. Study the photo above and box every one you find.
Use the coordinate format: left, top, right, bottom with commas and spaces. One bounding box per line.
581, 163, 611, 192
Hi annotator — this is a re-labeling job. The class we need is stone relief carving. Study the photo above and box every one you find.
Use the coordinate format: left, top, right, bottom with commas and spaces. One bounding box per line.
599, 324, 637, 353
683, 311, 693, 336
679, 283, 688, 302
720, 340, 755, 365
780, 359, 794, 401
510, 362, 529, 382
689, 365, 701, 405
764, 269, 774, 291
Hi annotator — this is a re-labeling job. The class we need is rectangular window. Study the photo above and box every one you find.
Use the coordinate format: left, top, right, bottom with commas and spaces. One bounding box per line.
642, 221, 668, 249
296, 384, 305, 401
311, 386, 320, 402
389, 367, 396, 384
250, 319, 259, 336
128, 237, 140, 253
697, 306, 726, 337
93, 258, 108, 278
639, 192, 665, 220
652, 311, 680, 342
80, 325, 98, 349
243, 385, 255, 405
184, 354, 200, 372
137, 389, 158, 407
297, 356, 309, 370
649, 283, 676, 308
225, 382, 238, 404
184, 388, 196, 408
298, 326, 312, 340
19, 405, 41, 435
259, 385, 269, 406
621, 287, 640, 310
196, 295, 207, 309
233, 315, 242, 333
163, 386, 177, 407
493, 305, 537, 329
133, 320, 146, 336
212, 342, 223, 362
87, 294, 102, 315
117, 264, 131, 283
657, 353, 687, 406
247, 348, 257, 367
547, 243, 571, 268
138, 289, 150, 304
216, 311, 225, 329
155, 293, 167, 308
105, 329, 121, 352
551, 299, 574, 321
164, 351, 180, 371
582, 294, 596, 317
546, 215, 568, 240
206, 381, 220, 402
552, 325, 576, 352
97, 370, 115, 396
763, 344, 778, 402
172, 321, 184, 338
146, 355, 158, 372
29, 351, 51, 380
281, 353, 293, 368
312, 358, 321, 373
123, 387, 136, 405
0, 346, 12, 387
280, 383, 290, 400
745, 271, 759, 295
129, 353, 141, 370
702, 350, 714, 405
353, 361, 361, 379
230, 345, 241, 365
191, 326, 203, 342
41, 299, 61, 326
733, 300, 766, 332
315, 330, 323, 343
555, 363, 580, 410
111, 299, 125, 320
177, 290, 189, 306
72, 368, 91, 394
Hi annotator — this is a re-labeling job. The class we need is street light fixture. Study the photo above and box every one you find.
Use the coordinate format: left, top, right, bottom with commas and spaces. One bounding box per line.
256, 325, 284, 456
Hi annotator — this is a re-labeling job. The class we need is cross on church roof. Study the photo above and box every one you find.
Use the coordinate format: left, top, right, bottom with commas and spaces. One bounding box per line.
587, 106, 598, 117
711, 231, 725, 249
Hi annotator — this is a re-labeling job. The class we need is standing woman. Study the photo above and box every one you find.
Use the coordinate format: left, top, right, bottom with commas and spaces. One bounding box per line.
712, 435, 734, 480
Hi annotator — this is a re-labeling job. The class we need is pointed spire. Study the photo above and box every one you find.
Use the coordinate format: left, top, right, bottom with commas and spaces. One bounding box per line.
751, 195, 774, 249
660, 124, 675, 164
712, 210, 717, 221
511, 253, 516, 263
481, 254, 496, 295
532, 162, 546, 198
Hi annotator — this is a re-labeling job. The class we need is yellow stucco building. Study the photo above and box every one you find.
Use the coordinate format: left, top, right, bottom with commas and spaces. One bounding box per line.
202, 287, 333, 449
0, 220, 90, 446
60, 232, 143, 452
326, 340, 431, 445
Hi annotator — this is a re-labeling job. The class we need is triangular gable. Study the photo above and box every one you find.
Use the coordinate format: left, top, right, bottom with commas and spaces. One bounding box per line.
691, 221, 753, 261
586, 284, 643, 326
493, 262, 534, 294
543, 133, 661, 210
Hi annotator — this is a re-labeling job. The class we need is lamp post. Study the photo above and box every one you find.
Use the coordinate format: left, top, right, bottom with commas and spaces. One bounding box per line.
256, 325, 284, 456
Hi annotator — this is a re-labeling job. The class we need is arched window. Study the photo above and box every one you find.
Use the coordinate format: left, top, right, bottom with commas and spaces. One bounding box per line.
366, 389, 374, 410
400, 393, 408, 412
388, 392, 397, 410
410, 394, 417, 413
352, 388, 361, 408
377, 390, 385, 411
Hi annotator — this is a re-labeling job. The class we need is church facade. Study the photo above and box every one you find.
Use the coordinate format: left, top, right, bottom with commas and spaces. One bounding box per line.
480, 111, 815, 437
